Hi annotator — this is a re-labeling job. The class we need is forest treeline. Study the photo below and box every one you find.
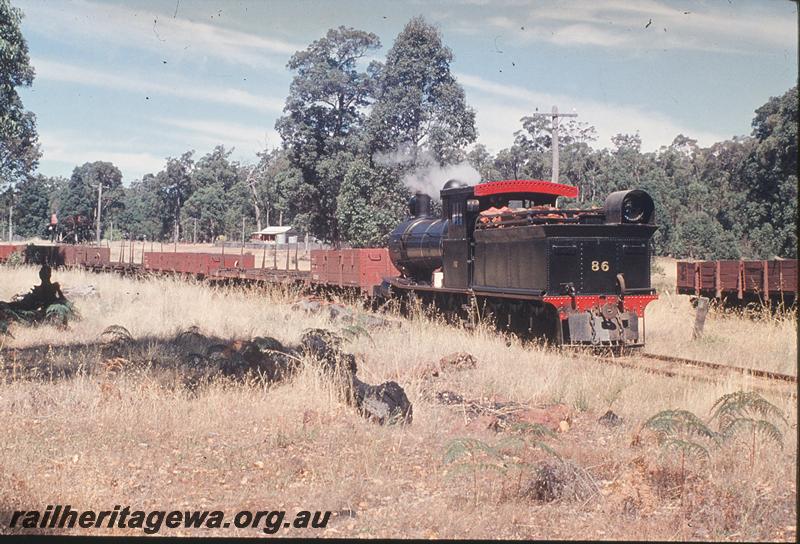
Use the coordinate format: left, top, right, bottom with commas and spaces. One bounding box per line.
1, 2, 797, 259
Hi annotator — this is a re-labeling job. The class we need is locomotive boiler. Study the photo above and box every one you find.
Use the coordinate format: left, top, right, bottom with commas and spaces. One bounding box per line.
385, 179, 658, 346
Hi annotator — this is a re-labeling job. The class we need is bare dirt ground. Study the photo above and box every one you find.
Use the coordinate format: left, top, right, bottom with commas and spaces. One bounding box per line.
0, 260, 796, 540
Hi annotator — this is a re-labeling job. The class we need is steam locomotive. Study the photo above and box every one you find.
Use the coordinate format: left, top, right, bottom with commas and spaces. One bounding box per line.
383, 179, 658, 346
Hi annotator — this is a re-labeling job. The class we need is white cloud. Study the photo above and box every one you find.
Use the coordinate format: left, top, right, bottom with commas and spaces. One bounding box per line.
479, 0, 796, 52
155, 118, 280, 157
18, 0, 303, 69
36, 116, 283, 182
33, 58, 284, 113
37, 130, 168, 182
457, 72, 729, 152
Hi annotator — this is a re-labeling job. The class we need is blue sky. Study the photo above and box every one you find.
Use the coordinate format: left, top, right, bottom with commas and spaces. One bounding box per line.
14, 0, 798, 183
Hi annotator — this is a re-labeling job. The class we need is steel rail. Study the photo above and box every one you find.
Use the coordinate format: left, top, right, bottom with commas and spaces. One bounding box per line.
569, 350, 797, 397
639, 352, 796, 384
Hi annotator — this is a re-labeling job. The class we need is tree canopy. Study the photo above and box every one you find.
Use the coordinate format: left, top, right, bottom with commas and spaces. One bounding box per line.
0, 0, 40, 189
275, 26, 381, 244
367, 16, 476, 168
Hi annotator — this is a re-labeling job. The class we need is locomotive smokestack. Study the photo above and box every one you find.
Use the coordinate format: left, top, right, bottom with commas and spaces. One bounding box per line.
409, 192, 432, 218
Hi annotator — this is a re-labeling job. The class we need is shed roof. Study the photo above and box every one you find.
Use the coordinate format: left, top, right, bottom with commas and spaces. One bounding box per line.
251, 226, 295, 235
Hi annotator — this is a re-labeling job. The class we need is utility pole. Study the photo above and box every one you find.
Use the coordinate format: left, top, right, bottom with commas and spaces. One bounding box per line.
193, 218, 197, 244
96, 182, 103, 245
7, 205, 12, 242
241, 215, 245, 256
530, 105, 578, 184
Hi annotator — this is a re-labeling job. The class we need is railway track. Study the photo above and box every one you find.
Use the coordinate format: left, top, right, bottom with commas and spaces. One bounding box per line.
571, 349, 797, 397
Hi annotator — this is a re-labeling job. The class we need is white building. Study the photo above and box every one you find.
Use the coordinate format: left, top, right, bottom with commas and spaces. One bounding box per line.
250, 226, 297, 244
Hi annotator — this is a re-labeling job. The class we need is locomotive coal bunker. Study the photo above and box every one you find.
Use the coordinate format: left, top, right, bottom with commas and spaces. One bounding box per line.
386, 179, 658, 346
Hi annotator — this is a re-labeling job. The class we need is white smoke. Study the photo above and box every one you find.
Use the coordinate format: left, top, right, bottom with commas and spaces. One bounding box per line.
373, 145, 481, 198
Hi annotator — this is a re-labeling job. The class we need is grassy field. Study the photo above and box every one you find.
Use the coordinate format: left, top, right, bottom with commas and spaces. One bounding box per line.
0, 260, 796, 540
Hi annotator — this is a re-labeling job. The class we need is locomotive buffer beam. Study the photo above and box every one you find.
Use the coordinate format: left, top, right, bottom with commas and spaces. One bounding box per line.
566, 307, 639, 346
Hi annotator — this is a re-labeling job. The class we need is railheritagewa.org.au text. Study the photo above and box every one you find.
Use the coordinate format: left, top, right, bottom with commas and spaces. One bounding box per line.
7, 505, 332, 535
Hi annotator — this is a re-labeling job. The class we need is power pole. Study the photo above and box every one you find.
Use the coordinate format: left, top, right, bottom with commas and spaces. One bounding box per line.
7, 205, 12, 242
241, 215, 245, 256
530, 105, 578, 184
96, 182, 103, 245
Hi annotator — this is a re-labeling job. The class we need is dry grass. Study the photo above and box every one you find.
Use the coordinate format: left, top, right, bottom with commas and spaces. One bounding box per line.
0, 263, 796, 540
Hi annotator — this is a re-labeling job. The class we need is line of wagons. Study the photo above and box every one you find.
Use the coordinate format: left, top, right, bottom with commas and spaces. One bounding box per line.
0, 242, 394, 295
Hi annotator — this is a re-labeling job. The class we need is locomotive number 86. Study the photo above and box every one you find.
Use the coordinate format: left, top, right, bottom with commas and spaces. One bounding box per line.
382, 179, 658, 347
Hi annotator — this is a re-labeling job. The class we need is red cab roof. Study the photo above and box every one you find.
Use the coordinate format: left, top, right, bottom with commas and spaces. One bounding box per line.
474, 179, 579, 199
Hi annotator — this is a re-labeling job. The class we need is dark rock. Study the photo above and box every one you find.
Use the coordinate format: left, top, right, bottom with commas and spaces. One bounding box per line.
328, 304, 354, 322
524, 462, 565, 502
292, 299, 322, 313
355, 313, 399, 330
439, 352, 478, 370
300, 329, 343, 359
598, 410, 623, 427
250, 336, 285, 353
173, 327, 213, 355
236, 340, 298, 382
205, 343, 235, 360
353, 378, 413, 425
435, 390, 465, 405
299, 329, 356, 375
337, 352, 358, 376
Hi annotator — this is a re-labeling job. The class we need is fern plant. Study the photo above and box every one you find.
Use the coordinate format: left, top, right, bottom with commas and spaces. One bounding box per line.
100, 324, 134, 343
709, 391, 786, 468
0, 304, 37, 335
505, 422, 561, 459
339, 324, 374, 346
443, 436, 524, 506
504, 421, 564, 498
641, 390, 788, 495
45, 301, 79, 329
642, 409, 718, 495
644, 410, 718, 454
444, 425, 561, 506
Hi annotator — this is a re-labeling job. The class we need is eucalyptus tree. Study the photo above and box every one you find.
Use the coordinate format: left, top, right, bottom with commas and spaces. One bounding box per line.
367, 16, 476, 169
276, 27, 381, 243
